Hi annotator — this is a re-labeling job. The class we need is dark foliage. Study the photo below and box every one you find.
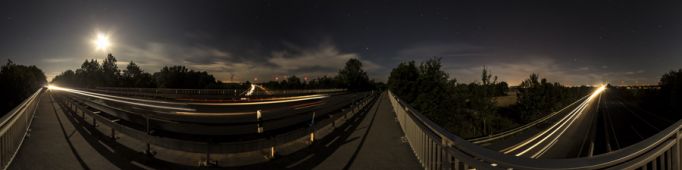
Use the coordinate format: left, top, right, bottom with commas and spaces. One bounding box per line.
262, 58, 380, 91
153, 65, 218, 89
660, 69, 682, 115
511, 74, 592, 123
0, 60, 47, 114
388, 58, 513, 138
52, 54, 221, 89
337, 58, 371, 91
52, 54, 378, 91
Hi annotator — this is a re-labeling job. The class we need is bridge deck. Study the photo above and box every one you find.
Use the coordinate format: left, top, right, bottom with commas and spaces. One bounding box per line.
10, 93, 117, 170
8, 92, 420, 169
313, 92, 421, 169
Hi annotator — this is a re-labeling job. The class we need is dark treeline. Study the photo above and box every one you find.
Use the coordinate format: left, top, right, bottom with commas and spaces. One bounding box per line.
388, 58, 589, 138
261, 58, 382, 91
52, 54, 243, 89
615, 69, 682, 121
52, 54, 380, 91
508, 74, 592, 123
0, 60, 47, 114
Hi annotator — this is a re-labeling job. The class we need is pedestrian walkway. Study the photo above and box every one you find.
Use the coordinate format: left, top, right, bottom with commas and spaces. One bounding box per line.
10, 93, 117, 170
313, 92, 421, 169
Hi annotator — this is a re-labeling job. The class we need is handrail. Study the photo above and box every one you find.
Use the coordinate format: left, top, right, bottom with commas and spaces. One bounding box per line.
0, 88, 44, 169
388, 90, 681, 170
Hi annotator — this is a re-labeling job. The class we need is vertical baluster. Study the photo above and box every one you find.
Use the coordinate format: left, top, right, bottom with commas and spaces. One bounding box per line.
674, 131, 681, 170
663, 149, 673, 169
653, 156, 658, 170
436, 143, 443, 169
424, 137, 433, 169
453, 158, 459, 170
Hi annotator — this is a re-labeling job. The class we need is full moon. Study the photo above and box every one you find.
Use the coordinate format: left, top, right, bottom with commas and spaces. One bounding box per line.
93, 32, 111, 51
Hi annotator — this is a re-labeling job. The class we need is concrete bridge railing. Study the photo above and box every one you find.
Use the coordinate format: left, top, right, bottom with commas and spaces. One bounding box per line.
388, 91, 681, 170
0, 88, 43, 170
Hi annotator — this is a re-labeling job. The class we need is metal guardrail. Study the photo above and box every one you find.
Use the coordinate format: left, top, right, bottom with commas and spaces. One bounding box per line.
0, 88, 43, 170
53, 90, 378, 165
388, 91, 681, 170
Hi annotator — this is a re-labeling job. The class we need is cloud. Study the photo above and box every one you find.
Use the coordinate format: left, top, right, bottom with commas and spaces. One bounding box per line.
396, 43, 648, 86
42, 57, 77, 63
268, 43, 380, 71
117, 41, 376, 82
446, 58, 609, 86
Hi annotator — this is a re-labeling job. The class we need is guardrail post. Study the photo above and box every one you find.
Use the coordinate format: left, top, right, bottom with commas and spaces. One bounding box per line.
110, 119, 119, 140
257, 110, 263, 133
144, 116, 155, 156
92, 111, 100, 127
309, 112, 316, 144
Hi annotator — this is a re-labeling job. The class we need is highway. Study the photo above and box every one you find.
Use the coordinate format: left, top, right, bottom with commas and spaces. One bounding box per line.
480, 85, 677, 160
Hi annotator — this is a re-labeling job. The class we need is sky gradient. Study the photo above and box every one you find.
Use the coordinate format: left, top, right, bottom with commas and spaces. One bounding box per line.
2, 0, 681, 85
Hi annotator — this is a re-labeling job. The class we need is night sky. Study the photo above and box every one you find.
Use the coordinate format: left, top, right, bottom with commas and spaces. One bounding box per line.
2, 0, 681, 85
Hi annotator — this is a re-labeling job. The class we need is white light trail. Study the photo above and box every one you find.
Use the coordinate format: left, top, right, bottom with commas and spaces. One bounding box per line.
245, 84, 256, 96
47, 85, 330, 117
504, 84, 607, 158
48, 85, 196, 111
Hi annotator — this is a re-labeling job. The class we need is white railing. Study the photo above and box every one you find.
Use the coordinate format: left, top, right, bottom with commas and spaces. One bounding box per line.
0, 88, 43, 169
388, 91, 681, 170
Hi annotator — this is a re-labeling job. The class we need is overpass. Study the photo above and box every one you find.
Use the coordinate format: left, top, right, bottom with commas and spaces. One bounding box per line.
0, 86, 680, 169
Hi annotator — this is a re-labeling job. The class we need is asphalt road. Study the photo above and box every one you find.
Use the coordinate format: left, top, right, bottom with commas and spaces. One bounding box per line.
493, 87, 676, 159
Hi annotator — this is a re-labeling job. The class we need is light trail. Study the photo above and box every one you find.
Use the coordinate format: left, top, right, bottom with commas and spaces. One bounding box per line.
48, 85, 197, 111
49, 85, 329, 106
47, 85, 331, 117
245, 84, 257, 96
503, 84, 607, 158
191, 94, 328, 106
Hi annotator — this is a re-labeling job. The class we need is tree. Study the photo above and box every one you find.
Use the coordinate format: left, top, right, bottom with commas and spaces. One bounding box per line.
660, 69, 682, 115
122, 61, 154, 87
337, 58, 370, 91
101, 53, 121, 86
0, 60, 47, 114
412, 58, 452, 122
286, 75, 303, 89
75, 59, 103, 88
515, 73, 590, 122
388, 61, 420, 102
153, 65, 218, 88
